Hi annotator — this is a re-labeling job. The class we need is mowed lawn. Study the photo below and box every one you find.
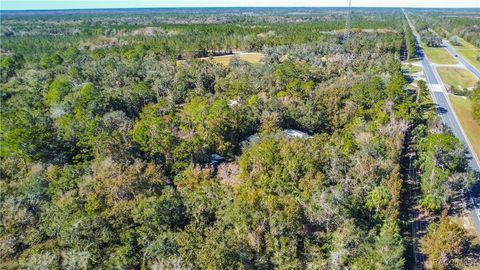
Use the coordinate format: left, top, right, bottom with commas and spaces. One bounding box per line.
449, 94, 480, 159
206, 53, 263, 65
423, 44, 458, 64
437, 67, 479, 89
402, 63, 422, 74
452, 38, 480, 70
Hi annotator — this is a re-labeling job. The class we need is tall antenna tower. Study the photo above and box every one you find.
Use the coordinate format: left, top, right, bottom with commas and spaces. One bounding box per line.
343, 0, 352, 42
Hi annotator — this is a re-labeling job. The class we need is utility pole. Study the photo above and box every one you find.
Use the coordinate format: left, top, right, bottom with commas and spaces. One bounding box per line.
343, 0, 352, 42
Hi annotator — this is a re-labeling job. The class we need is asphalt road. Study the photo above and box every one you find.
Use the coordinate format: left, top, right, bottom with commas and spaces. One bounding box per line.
442, 41, 480, 79
403, 9, 480, 234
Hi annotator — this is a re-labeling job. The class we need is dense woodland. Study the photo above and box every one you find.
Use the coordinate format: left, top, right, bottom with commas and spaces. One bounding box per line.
409, 9, 480, 47
0, 8, 477, 269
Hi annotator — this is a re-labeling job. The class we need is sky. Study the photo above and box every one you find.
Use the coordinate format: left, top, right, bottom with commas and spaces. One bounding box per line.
1, 0, 479, 10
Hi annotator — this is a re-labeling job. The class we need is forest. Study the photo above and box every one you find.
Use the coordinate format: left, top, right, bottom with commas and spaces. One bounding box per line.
408, 9, 480, 47
0, 7, 477, 269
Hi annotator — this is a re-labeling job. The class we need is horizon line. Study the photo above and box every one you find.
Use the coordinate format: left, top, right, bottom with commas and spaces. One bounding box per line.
2, 6, 480, 12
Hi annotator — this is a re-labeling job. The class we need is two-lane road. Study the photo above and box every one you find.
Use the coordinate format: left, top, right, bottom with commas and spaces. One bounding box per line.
442, 41, 480, 79
403, 9, 480, 234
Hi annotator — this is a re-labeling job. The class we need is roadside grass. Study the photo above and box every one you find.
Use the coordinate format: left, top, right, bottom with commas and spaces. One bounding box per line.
451, 37, 480, 70
422, 44, 458, 64
402, 64, 422, 74
404, 57, 422, 63
437, 67, 479, 89
448, 94, 480, 159
401, 60, 423, 91
206, 53, 263, 65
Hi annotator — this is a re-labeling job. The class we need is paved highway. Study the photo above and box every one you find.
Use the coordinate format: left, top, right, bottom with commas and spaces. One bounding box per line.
403, 9, 480, 234
442, 41, 480, 79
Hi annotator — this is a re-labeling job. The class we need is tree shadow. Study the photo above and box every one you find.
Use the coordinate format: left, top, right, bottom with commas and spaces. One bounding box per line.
465, 170, 480, 207
418, 102, 436, 114
447, 171, 480, 218
404, 74, 414, 84
460, 234, 480, 269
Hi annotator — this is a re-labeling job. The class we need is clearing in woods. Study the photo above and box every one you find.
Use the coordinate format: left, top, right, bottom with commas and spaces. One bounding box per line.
202, 52, 264, 65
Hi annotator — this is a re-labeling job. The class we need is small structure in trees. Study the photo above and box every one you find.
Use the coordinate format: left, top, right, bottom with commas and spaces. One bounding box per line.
209, 154, 225, 165
283, 129, 311, 138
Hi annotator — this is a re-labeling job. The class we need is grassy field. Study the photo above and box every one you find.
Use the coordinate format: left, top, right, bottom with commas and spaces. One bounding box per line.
401, 61, 424, 92
402, 63, 422, 74
422, 44, 458, 64
448, 94, 480, 159
437, 67, 479, 89
204, 53, 263, 65
451, 37, 480, 70
177, 53, 263, 65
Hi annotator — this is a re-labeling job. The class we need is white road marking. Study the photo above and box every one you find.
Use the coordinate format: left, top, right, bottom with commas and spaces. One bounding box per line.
428, 83, 443, 92
404, 9, 480, 236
